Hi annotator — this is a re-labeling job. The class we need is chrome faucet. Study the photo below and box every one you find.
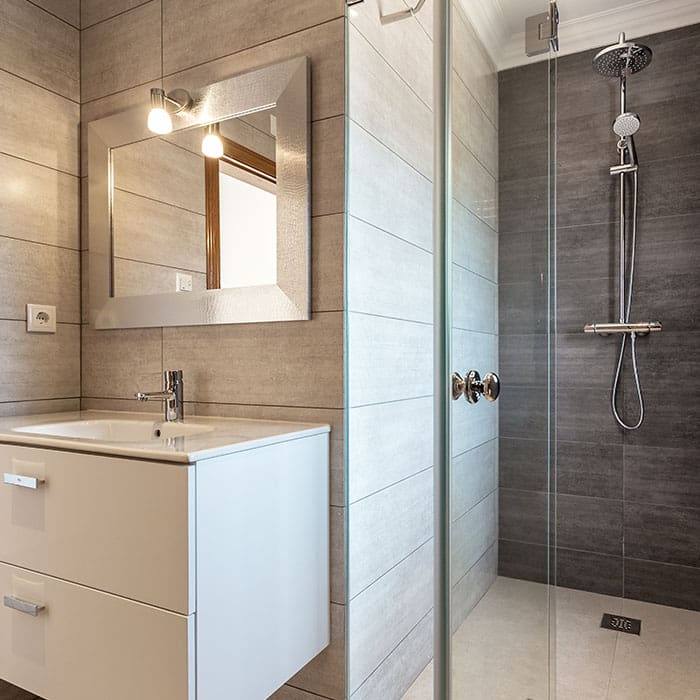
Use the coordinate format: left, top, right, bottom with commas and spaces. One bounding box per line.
135, 370, 184, 422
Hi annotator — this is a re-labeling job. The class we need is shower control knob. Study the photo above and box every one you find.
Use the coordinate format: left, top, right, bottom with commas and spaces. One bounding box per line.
451, 370, 500, 403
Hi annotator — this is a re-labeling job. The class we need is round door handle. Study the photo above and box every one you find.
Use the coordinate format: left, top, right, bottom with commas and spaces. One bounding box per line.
482, 371, 500, 402
452, 370, 500, 403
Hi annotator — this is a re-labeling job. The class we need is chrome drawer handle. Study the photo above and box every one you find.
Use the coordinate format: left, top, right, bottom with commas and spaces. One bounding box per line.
3, 473, 45, 489
3, 595, 45, 617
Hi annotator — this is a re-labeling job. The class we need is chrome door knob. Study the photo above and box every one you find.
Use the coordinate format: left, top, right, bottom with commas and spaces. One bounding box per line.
451, 370, 500, 403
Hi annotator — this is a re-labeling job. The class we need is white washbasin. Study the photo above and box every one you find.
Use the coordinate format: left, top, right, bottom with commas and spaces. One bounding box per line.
14, 419, 213, 443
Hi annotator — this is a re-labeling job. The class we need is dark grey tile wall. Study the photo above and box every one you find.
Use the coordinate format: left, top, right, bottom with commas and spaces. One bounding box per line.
498, 24, 700, 611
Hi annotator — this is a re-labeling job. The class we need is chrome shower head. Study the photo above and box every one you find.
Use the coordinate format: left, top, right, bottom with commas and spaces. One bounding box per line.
593, 32, 652, 77
613, 112, 641, 137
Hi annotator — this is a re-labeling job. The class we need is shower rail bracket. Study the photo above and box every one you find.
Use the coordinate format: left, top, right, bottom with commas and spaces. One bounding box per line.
583, 321, 662, 336
378, 0, 427, 24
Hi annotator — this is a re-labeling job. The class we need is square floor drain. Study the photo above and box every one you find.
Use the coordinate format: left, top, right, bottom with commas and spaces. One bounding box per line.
601, 613, 641, 635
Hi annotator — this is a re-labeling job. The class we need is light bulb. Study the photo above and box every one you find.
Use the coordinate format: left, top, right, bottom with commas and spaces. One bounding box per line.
202, 124, 224, 158
147, 107, 173, 134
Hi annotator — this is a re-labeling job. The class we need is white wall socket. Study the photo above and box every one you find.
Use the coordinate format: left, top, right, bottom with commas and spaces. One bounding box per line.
176, 272, 193, 292
27, 304, 57, 333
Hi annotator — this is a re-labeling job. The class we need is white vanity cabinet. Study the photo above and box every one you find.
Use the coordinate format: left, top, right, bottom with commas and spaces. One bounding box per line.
0, 415, 330, 700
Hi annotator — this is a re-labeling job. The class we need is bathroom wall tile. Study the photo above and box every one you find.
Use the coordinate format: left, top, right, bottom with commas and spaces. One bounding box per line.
351, 609, 433, 700
499, 385, 548, 441
556, 277, 617, 335
0, 69, 79, 175
556, 332, 620, 388
288, 602, 346, 700
498, 539, 548, 584
625, 502, 700, 568
348, 24, 432, 180
81, 0, 145, 28
348, 396, 433, 504
165, 18, 345, 124
555, 548, 623, 597
452, 136, 497, 232
113, 258, 206, 297
0, 321, 79, 402
163, 313, 343, 408
557, 387, 624, 445
348, 540, 432, 693
556, 495, 623, 556
556, 107, 614, 177
452, 328, 498, 378
451, 490, 498, 584
499, 333, 548, 389
451, 542, 497, 630
498, 229, 548, 286
451, 439, 497, 521
312, 214, 344, 313
624, 444, 700, 509
499, 489, 548, 546
270, 685, 331, 700
112, 190, 206, 272
347, 121, 432, 252
639, 154, 700, 219
34, 0, 80, 27
311, 116, 345, 217
0, 0, 79, 101
81, 325, 162, 399
498, 175, 548, 235
0, 154, 79, 250
349, 468, 433, 598
499, 437, 549, 492
0, 398, 80, 418
330, 505, 346, 605
624, 558, 700, 612
348, 312, 432, 408
163, 0, 343, 75
453, 200, 498, 283
499, 281, 548, 335
556, 221, 617, 282
557, 440, 623, 499
350, 0, 432, 109
452, 265, 497, 334
81, 1, 161, 102
451, 388, 498, 456
557, 168, 616, 230
633, 272, 700, 334
348, 216, 432, 324
0, 237, 80, 323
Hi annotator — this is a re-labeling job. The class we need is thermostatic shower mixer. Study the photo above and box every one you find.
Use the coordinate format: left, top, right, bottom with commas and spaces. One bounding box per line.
452, 370, 500, 404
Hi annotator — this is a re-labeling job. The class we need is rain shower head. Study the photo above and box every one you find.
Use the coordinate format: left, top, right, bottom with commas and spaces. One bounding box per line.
593, 32, 652, 77
613, 112, 641, 137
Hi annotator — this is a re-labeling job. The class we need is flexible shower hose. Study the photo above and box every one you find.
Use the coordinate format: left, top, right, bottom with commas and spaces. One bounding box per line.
611, 170, 644, 430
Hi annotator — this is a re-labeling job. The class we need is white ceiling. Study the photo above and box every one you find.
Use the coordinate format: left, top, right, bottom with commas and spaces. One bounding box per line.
460, 0, 700, 70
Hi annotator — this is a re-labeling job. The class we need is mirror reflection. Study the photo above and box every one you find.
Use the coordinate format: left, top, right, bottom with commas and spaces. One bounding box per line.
111, 108, 278, 298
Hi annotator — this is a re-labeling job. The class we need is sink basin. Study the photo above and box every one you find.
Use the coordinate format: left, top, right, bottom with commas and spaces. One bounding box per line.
14, 419, 213, 443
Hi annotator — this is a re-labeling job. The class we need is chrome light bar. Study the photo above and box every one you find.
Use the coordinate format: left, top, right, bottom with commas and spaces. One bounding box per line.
584, 321, 662, 336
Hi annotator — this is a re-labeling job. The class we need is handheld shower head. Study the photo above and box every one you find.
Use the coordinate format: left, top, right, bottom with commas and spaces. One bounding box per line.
613, 112, 641, 137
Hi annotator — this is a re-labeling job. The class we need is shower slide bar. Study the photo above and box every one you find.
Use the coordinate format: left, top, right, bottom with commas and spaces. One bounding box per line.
584, 321, 662, 336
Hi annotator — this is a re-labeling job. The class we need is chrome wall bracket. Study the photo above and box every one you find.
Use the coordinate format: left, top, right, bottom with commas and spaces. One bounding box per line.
525, 1, 560, 56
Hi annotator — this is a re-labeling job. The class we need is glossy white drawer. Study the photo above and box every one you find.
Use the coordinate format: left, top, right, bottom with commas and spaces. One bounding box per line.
0, 562, 194, 700
0, 444, 193, 613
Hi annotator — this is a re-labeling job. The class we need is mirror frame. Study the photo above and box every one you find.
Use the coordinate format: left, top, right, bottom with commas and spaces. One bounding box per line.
87, 56, 310, 329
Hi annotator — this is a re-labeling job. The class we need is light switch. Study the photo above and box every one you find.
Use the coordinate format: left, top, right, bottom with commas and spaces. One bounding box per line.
176, 272, 193, 292
26, 304, 56, 333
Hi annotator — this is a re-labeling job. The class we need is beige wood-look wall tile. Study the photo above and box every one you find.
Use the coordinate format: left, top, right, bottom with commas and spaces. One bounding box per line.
348, 216, 432, 324
0, 154, 79, 250
0, 70, 79, 175
312, 214, 344, 313
348, 312, 432, 408
348, 539, 432, 693
350, 0, 432, 108
0, 397, 80, 417
330, 505, 346, 605
164, 18, 345, 123
288, 602, 346, 700
452, 135, 498, 231
0, 0, 79, 101
0, 237, 80, 323
348, 396, 433, 504
33, 0, 80, 28
348, 24, 432, 180
162, 0, 344, 75
0, 321, 79, 402
312, 116, 345, 217
81, 325, 163, 399
112, 138, 205, 214
270, 685, 332, 700
81, 1, 161, 102
113, 259, 206, 297
112, 190, 206, 271
349, 468, 433, 598
81, 0, 145, 28
347, 121, 432, 252
162, 312, 343, 408
79, 397, 159, 414
189, 402, 345, 506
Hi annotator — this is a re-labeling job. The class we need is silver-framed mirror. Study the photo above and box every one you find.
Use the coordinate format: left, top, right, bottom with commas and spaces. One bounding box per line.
87, 56, 310, 329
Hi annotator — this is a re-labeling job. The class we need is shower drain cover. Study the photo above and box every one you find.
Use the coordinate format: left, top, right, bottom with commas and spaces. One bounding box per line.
601, 613, 641, 635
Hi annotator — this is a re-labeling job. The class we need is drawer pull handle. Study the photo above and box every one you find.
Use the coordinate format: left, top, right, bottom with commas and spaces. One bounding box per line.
3, 595, 45, 617
2, 473, 45, 490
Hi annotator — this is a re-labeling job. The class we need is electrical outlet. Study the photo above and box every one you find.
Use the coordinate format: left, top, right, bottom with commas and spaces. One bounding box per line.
176, 272, 193, 292
27, 304, 56, 333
